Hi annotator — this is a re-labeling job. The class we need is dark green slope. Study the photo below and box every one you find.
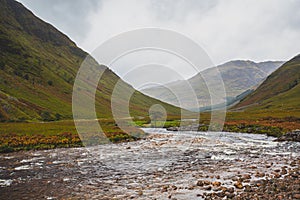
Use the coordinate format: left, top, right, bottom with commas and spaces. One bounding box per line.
0, 0, 181, 121
234, 55, 300, 113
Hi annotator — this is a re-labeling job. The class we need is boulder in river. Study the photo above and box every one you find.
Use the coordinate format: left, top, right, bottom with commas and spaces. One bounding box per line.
166, 127, 179, 131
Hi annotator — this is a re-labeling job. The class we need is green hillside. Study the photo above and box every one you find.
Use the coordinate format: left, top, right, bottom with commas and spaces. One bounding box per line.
234, 54, 300, 115
0, 0, 181, 122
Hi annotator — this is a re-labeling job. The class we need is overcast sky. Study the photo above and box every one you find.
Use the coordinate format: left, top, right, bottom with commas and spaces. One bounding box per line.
17, 0, 300, 87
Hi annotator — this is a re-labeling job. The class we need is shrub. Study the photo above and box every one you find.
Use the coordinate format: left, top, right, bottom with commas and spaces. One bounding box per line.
0, 145, 14, 153
0, 60, 5, 70
47, 80, 53, 86
41, 111, 54, 121
55, 113, 62, 120
24, 74, 29, 80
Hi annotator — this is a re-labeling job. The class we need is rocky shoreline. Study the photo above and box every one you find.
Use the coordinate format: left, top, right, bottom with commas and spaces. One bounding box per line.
197, 160, 300, 199
167, 125, 300, 142
275, 130, 300, 142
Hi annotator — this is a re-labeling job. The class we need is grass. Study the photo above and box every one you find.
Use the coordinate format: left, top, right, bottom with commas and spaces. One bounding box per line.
1, 109, 299, 153
131, 119, 181, 128
0, 121, 78, 152
0, 119, 145, 153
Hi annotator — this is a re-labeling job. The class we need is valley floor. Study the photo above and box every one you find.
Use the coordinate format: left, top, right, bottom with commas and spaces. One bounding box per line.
0, 129, 299, 199
1, 110, 300, 153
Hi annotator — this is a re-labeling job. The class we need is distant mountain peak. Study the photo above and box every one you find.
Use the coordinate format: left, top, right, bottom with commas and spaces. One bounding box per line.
223, 60, 257, 66
233, 54, 300, 111
141, 59, 284, 110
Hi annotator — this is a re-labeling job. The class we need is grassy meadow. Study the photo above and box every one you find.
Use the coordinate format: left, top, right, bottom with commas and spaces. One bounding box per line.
0, 119, 144, 153
0, 109, 299, 153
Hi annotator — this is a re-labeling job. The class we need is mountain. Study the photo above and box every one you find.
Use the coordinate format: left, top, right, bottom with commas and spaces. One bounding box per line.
141, 60, 283, 110
233, 54, 300, 114
0, 0, 181, 121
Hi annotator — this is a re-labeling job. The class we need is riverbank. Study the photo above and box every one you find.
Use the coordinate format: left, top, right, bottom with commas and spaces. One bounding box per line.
0, 129, 299, 199
0, 115, 299, 153
0, 120, 142, 153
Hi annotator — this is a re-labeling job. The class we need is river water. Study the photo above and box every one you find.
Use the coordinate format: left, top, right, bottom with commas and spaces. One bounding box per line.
0, 129, 299, 199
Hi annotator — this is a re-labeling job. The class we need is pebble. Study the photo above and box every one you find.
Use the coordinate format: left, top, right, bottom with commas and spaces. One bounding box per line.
234, 181, 243, 189
274, 173, 281, 178
294, 194, 300, 199
255, 172, 265, 177
204, 180, 211, 185
226, 192, 235, 199
281, 169, 287, 175
196, 180, 204, 187
188, 185, 195, 190
212, 181, 221, 187
161, 186, 168, 192
277, 195, 283, 200
227, 187, 235, 193
242, 174, 251, 180
244, 185, 252, 192
216, 191, 225, 197
213, 187, 221, 191
203, 186, 212, 191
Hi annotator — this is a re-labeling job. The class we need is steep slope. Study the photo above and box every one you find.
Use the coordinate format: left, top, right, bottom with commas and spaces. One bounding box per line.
0, 0, 181, 121
141, 60, 283, 109
234, 55, 300, 113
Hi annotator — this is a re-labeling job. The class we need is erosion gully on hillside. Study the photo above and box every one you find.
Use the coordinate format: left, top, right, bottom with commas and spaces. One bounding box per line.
0, 128, 299, 200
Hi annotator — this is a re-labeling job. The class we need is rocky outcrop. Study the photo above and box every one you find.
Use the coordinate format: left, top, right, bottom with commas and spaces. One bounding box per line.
275, 130, 300, 142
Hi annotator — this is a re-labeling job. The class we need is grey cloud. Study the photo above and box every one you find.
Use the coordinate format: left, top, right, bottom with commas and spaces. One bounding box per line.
149, 0, 219, 22
18, 0, 101, 45
16, 0, 300, 86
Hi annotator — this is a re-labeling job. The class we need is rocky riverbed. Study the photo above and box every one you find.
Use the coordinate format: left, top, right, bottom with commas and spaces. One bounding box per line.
0, 128, 299, 199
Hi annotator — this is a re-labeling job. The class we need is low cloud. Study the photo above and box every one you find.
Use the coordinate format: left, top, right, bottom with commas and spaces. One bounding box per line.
18, 0, 300, 85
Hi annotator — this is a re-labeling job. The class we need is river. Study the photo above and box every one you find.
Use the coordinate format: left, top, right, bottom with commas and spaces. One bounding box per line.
0, 128, 299, 199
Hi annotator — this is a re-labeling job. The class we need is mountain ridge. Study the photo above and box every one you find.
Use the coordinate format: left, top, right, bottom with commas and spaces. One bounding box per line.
233, 54, 300, 113
141, 60, 284, 110
0, 0, 181, 121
